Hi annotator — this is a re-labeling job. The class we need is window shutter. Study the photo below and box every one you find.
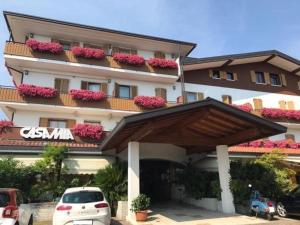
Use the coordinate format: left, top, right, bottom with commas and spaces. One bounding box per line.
233, 73, 238, 81
61, 79, 69, 94
103, 44, 111, 55
131, 86, 138, 98
39, 118, 49, 127
81, 81, 88, 90
279, 100, 286, 109
253, 98, 263, 110
209, 69, 213, 78
250, 70, 256, 83
67, 119, 76, 128
264, 72, 270, 84
154, 51, 166, 59
298, 81, 300, 90
222, 95, 232, 104
114, 82, 119, 97
287, 101, 295, 110
101, 83, 108, 94
111, 47, 119, 55
220, 71, 227, 79
54, 78, 61, 91
280, 74, 287, 86
155, 88, 167, 100
197, 92, 204, 101
131, 49, 137, 55
285, 134, 295, 141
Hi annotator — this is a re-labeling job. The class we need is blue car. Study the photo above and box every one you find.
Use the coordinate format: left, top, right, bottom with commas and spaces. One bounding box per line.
250, 190, 275, 220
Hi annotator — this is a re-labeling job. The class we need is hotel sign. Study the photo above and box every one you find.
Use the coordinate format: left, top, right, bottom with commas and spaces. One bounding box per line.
20, 127, 74, 140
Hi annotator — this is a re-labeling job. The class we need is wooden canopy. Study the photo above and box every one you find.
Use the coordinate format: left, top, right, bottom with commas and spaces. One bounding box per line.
99, 98, 287, 153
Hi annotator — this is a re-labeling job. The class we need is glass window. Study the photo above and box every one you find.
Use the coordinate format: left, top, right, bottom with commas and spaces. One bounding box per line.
62, 191, 104, 204
270, 73, 282, 86
49, 120, 67, 128
0, 192, 10, 207
227, 72, 234, 81
59, 41, 71, 50
119, 85, 131, 99
212, 70, 220, 79
84, 120, 101, 125
255, 72, 265, 84
16, 191, 23, 206
186, 92, 198, 103
88, 83, 101, 91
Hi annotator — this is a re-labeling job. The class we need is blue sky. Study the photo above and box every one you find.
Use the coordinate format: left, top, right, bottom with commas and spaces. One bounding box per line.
0, 0, 300, 118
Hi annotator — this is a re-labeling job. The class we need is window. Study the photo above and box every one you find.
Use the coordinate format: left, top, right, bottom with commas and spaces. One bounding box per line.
48, 119, 67, 128
87, 82, 101, 91
270, 73, 282, 86
0, 192, 9, 207
16, 191, 23, 206
255, 72, 265, 84
119, 85, 131, 99
226, 72, 234, 81
212, 70, 220, 79
285, 134, 295, 141
55, 78, 69, 94
62, 191, 104, 204
59, 40, 72, 50
83, 43, 102, 49
186, 92, 198, 103
84, 120, 101, 125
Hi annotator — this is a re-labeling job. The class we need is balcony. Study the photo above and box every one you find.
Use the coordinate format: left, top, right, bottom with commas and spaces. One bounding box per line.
0, 86, 176, 113
4, 42, 178, 83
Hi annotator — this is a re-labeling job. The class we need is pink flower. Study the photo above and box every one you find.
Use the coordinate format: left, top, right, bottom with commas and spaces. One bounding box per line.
71, 46, 105, 59
113, 53, 145, 66
134, 96, 166, 109
249, 140, 264, 147
69, 89, 106, 101
73, 123, 104, 140
26, 39, 63, 54
148, 58, 178, 69
232, 103, 253, 112
261, 108, 300, 121
0, 120, 14, 134
18, 84, 57, 98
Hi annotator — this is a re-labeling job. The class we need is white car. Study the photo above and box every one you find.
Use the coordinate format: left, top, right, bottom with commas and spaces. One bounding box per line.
53, 187, 111, 225
0, 188, 33, 225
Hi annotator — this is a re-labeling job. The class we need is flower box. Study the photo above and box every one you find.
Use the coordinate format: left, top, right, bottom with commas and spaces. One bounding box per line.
239, 139, 300, 149
233, 103, 253, 112
148, 58, 178, 69
134, 96, 166, 109
18, 84, 58, 98
71, 46, 105, 59
73, 123, 104, 140
0, 120, 13, 134
113, 53, 145, 66
261, 108, 300, 121
26, 39, 63, 54
70, 89, 106, 101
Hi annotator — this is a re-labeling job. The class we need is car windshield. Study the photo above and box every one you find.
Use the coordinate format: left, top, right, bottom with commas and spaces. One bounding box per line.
0, 192, 9, 207
62, 191, 104, 204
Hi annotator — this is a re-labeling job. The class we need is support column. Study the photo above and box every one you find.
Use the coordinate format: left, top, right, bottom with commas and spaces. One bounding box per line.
127, 142, 140, 220
216, 145, 235, 214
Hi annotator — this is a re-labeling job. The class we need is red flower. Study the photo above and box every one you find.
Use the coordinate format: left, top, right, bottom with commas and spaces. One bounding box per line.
71, 46, 105, 59
73, 123, 104, 140
69, 89, 106, 101
261, 108, 300, 121
113, 53, 145, 66
148, 58, 178, 69
239, 138, 300, 149
18, 84, 57, 98
134, 96, 166, 109
249, 140, 263, 147
26, 39, 63, 54
233, 103, 253, 112
0, 120, 14, 134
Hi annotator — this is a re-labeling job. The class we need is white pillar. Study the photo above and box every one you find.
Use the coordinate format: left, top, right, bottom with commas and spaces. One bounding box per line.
216, 145, 235, 214
127, 142, 140, 220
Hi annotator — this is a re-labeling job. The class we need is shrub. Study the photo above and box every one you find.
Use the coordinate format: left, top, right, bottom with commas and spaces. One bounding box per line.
18, 84, 58, 98
113, 53, 145, 66
148, 58, 178, 69
73, 123, 104, 140
130, 194, 151, 213
26, 39, 63, 54
133, 96, 166, 109
0, 120, 14, 134
70, 89, 106, 101
94, 162, 127, 215
71, 46, 105, 59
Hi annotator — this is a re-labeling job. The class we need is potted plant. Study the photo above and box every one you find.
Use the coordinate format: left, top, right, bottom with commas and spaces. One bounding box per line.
130, 194, 150, 221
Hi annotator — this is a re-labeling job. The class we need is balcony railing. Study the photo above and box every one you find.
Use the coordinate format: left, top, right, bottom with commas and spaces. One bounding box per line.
4, 41, 178, 76
0, 86, 176, 112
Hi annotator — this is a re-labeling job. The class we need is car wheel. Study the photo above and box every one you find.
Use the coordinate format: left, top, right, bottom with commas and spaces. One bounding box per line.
277, 202, 287, 217
28, 215, 33, 225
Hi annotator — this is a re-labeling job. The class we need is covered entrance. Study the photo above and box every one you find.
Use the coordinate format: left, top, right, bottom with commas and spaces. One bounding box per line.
100, 98, 286, 221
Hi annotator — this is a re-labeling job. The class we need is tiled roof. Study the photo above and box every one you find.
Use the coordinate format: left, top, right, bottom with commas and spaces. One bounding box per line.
229, 146, 300, 155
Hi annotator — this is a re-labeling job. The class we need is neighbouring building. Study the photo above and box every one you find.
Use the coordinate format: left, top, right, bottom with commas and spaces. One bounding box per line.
0, 11, 299, 220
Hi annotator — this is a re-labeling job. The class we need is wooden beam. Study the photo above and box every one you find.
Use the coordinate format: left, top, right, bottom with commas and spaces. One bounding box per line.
292, 67, 300, 74
263, 54, 276, 63
220, 59, 233, 67
217, 127, 259, 145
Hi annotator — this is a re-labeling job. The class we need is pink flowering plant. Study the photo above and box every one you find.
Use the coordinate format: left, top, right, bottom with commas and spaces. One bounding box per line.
233, 103, 253, 112
113, 53, 145, 66
134, 96, 166, 109
261, 108, 300, 121
70, 89, 107, 101
0, 120, 14, 134
73, 123, 104, 140
18, 84, 58, 98
71, 46, 105, 59
26, 39, 63, 54
148, 58, 178, 69
239, 139, 300, 149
